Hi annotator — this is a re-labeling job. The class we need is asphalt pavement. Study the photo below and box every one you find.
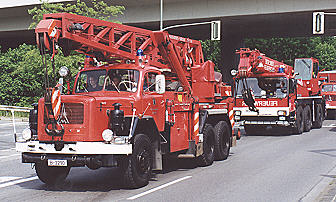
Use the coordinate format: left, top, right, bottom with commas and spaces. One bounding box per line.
0, 119, 335, 202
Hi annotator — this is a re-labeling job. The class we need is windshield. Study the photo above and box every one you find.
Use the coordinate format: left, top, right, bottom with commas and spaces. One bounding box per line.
322, 84, 336, 92
75, 70, 106, 93
105, 69, 139, 92
236, 77, 288, 98
294, 59, 313, 80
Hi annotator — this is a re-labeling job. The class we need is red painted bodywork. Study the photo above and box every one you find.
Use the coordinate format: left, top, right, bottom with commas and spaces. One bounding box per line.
34, 13, 233, 153
318, 71, 336, 110
234, 48, 321, 116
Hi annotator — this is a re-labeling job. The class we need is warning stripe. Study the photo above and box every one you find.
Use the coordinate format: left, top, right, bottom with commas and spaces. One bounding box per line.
224, 90, 231, 96
193, 111, 199, 137
51, 88, 61, 119
229, 110, 235, 128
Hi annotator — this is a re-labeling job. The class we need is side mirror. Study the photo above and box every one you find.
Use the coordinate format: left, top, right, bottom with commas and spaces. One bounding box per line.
155, 75, 166, 94
231, 69, 238, 76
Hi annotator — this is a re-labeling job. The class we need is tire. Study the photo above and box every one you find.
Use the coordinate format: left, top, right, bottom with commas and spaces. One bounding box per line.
123, 134, 153, 188
293, 106, 304, 134
214, 121, 231, 161
303, 105, 312, 132
197, 124, 215, 167
35, 163, 70, 185
312, 104, 323, 128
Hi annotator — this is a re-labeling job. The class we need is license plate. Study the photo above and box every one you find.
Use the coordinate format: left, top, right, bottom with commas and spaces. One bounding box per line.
47, 159, 67, 167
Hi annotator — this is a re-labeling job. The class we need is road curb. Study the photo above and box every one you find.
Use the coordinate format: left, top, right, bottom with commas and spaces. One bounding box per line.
300, 164, 336, 202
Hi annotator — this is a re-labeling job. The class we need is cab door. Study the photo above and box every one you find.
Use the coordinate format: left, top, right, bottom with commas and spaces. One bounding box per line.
142, 72, 165, 131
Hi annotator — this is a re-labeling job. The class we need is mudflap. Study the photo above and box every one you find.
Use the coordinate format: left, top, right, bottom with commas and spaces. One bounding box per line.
153, 140, 162, 171
196, 142, 203, 157
233, 127, 241, 142
231, 136, 237, 147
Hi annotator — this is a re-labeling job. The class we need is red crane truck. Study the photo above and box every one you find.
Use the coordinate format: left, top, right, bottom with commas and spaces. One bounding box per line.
318, 70, 336, 118
232, 48, 325, 136
15, 13, 235, 188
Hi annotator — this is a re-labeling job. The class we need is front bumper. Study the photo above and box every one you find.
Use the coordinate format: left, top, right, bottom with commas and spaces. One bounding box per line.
326, 105, 336, 110
22, 153, 118, 167
238, 116, 292, 126
16, 141, 132, 155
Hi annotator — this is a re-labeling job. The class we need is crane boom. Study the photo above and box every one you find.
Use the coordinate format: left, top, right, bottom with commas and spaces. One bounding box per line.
35, 13, 206, 94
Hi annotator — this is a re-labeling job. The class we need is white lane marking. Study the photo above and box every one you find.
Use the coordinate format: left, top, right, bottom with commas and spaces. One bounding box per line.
127, 176, 192, 200
0, 148, 15, 152
0, 154, 20, 160
0, 177, 22, 184
0, 176, 38, 189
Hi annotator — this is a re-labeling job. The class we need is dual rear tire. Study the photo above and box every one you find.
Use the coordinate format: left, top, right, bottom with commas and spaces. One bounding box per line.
214, 121, 231, 161
198, 121, 231, 166
197, 124, 215, 166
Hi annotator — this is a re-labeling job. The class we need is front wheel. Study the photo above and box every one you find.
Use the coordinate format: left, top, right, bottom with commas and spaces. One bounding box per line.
123, 134, 153, 188
35, 163, 70, 185
197, 124, 215, 167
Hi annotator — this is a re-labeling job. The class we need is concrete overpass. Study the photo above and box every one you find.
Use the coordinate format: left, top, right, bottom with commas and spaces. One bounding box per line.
1, 0, 336, 81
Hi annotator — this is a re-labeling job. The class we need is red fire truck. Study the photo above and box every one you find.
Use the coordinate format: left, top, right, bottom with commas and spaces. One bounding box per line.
232, 48, 325, 136
15, 13, 235, 188
318, 70, 336, 118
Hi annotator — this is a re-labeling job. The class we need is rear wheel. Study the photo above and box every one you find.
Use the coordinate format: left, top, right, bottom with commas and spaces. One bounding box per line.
214, 121, 231, 161
197, 124, 215, 167
303, 105, 312, 132
293, 106, 304, 134
123, 134, 153, 188
35, 163, 70, 185
312, 104, 323, 128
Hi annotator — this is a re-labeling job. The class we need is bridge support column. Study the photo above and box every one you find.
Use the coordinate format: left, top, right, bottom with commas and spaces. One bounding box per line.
220, 35, 244, 83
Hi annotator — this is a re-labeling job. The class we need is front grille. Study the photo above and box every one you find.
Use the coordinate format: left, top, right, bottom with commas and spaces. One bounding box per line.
329, 95, 336, 101
44, 103, 84, 124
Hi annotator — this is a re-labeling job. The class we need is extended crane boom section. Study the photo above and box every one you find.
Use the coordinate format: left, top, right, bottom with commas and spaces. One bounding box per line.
35, 13, 203, 92
236, 48, 294, 78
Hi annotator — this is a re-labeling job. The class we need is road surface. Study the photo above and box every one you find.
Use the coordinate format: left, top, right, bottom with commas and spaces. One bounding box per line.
0, 119, 335, 202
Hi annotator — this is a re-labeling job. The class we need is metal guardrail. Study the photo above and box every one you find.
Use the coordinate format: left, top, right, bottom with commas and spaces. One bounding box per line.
0, 105, 32, 113
0, 105, 32, 139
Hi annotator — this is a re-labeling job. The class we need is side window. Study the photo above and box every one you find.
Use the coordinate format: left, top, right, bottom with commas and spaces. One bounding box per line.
75, 70, 106, 93
76, 73, 88, 92
143, 72, 157, 92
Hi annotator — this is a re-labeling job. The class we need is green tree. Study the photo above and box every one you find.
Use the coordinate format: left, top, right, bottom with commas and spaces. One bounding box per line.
245, 37, 336, 70
28, 0, 125, 28
201, 40, 221, 71
0, 1, 125, 106
0, 44, 83, 106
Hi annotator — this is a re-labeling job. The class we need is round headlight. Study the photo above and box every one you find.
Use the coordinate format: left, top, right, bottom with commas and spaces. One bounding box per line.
102, 129, 113, 142
59, 66, 69, 77
22, 128, 32, 141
